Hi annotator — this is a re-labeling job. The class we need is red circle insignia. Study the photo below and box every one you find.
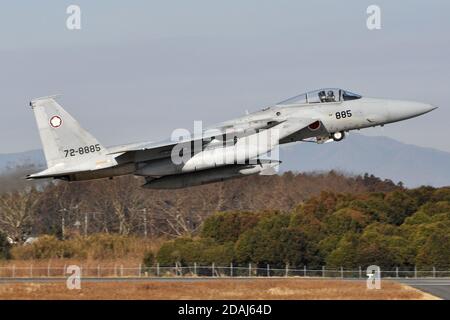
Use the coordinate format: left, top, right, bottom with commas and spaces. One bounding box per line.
50, 116, 63, 128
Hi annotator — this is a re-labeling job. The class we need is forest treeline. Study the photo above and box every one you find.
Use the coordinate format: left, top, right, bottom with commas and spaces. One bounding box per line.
154, 187, 450, 269
0, 165, 399, 242
4, 185, 449, 270
5, 166, 449, 269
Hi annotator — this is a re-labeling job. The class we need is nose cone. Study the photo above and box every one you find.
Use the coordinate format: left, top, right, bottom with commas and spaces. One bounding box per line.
388, 100, 437, 122
413, 102, 437, 115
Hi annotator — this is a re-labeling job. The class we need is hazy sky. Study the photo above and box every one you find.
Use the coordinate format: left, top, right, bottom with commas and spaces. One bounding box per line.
1, 0, 449, 153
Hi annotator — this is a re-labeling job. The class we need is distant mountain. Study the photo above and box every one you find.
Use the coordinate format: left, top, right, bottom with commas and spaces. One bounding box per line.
0, 149, 44, 171
1, 134, 449, 187
279, 134, 450, 187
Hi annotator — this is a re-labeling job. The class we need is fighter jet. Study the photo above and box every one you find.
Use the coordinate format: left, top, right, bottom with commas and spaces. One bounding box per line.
27, 88, 436, 189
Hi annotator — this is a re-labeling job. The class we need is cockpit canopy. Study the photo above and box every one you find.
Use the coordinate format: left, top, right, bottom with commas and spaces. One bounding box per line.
277, 88, 362, 105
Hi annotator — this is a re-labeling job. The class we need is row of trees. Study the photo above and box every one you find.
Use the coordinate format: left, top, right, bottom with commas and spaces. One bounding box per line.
2, 167, 449, 269
0, 166, 399, 243
155, 187, 450, 269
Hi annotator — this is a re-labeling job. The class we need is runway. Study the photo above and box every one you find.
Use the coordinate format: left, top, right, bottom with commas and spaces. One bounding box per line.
398, 279, 450, 300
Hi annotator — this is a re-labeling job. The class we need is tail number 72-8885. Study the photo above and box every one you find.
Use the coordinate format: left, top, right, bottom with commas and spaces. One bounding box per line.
64, 144, 102, 157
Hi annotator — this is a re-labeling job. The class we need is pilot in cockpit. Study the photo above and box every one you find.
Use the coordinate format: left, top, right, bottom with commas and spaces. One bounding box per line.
326, 90, 336, 102
318, 90, 327, 102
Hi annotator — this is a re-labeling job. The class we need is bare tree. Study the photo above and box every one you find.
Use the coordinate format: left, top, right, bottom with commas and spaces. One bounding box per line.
87, 177, 147, 235
0, 190, 39, 242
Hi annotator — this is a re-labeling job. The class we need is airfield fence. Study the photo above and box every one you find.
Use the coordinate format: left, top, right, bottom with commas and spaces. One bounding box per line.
0, 264, 449, 279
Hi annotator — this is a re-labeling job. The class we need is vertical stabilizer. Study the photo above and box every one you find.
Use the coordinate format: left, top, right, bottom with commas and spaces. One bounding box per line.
30, 96, 111, 171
